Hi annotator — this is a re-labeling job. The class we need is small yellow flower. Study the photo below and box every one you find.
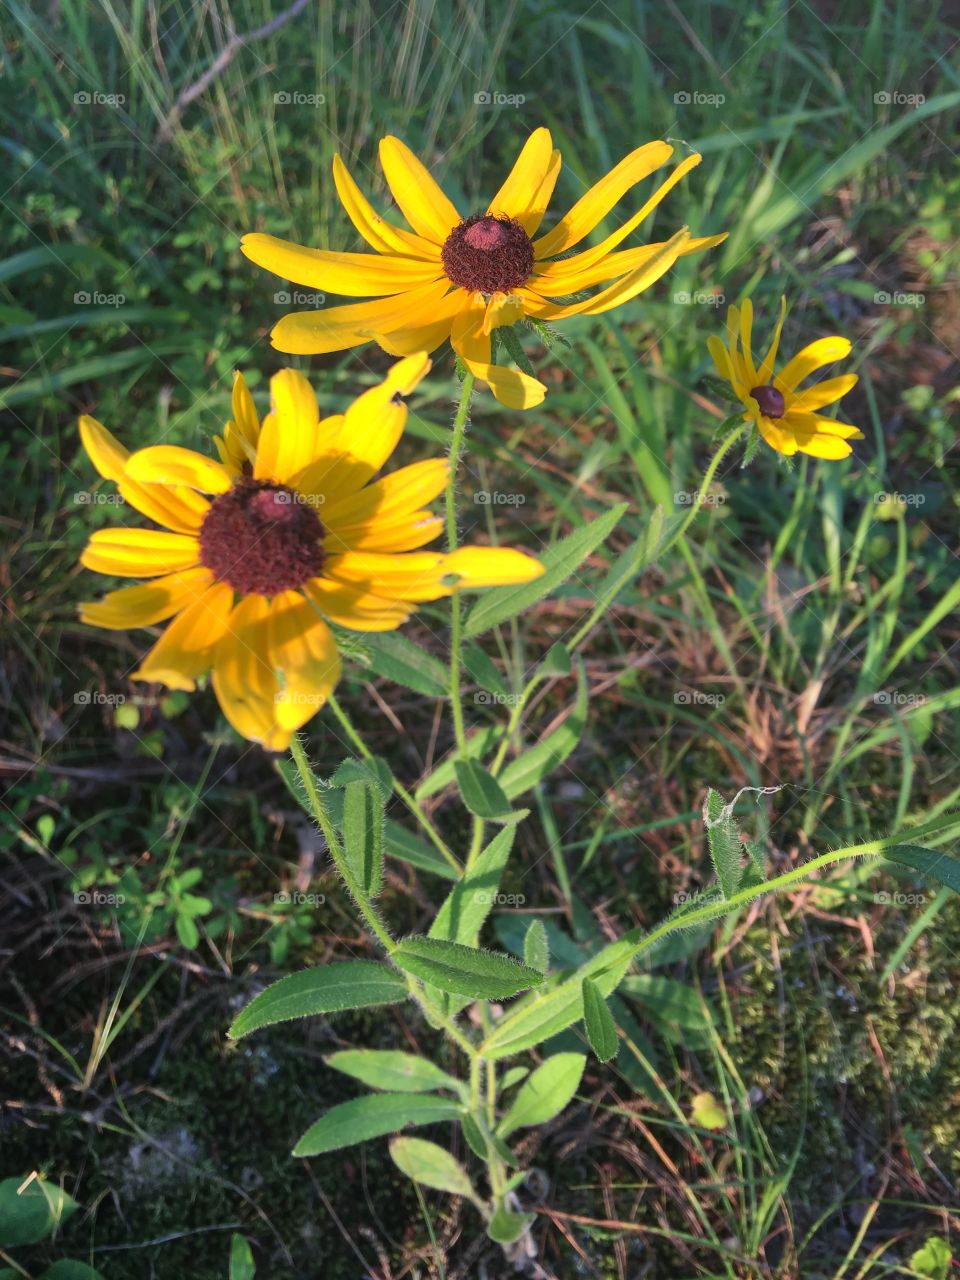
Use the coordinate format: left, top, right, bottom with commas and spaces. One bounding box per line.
241, 128, 726, 410
708, 297, 863, 459
77, 354, 543, 750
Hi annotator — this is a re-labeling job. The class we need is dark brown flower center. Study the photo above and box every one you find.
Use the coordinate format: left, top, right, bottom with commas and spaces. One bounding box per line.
198, 480, 325, 596
750, 384, 786, 418
441, 214, 534, 294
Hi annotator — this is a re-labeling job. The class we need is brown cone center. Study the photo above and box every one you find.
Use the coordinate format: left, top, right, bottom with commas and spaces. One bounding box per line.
750, 384, 786, 418
198, 480, 325, 596
441, 214, 534, 294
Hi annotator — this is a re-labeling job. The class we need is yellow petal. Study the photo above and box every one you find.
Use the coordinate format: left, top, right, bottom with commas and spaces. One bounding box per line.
378, 135, 461, 244
450, 297, 545, 409
533, 140, 674, 259
270, 279, 455, 355
523, 147, 562, 237
322, 458, 449, 529
326, 546, 543, 602
483, 291, 525, 334
785, 410, 863, 440
530, 232, 724, 296
707, 334, 735, 384
486, 128, 555, 232
254, 368, 320, 483
241, 233, 442, 295
788, 373, 858, 413
757, 417, 800, 457
218, 370, 262, 474
304, 578, 411, 632
269, 591, 342, 733
125, 446, 232, 494
794, 433, 854, 460
326, 512, 445, 554
332, 153, 441, 260
776, 336, 852, 393
756, 295, 787, 384
132, 582, 234, 691
79, 567, 214, 630
81, 529, 201, 577
211, 596, 280, 745
738, 297, 758, 385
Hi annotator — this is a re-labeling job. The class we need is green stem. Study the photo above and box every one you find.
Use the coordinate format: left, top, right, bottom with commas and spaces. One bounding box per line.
446, 371, 476, 756
326, 693, 462, 875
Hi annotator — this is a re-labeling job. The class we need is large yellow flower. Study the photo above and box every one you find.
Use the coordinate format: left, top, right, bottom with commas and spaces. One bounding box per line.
77, 354, 543, 750
241, 128, 726, 410
708, 297, 863, 459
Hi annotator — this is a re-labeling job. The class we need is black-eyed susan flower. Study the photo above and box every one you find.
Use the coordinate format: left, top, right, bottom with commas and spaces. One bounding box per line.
77, 354, 543, 750
708, 297, 863, 459
240, 128, 726, 410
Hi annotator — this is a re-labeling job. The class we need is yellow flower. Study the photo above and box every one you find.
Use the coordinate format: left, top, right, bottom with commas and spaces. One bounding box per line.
77, 354, 543, 751
241, 128, 726, 410
708, 297, 863, 459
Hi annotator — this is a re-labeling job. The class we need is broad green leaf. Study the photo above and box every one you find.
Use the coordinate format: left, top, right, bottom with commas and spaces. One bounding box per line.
884, 845, 960, 893
464, 503, 628, 637
429, 826, 517, 946
384, 819, 459, 881
910, 1236, 951, 1280
704, 789, 743, 898
497, 1053, 586, 1138
523, 920, 549, 974
393, 937, 544, 1000
40, 1265, 106, 1280
389, 1137, 476, 1200
463, 645, 509, 697
499, 659, 588, 799
228, 1234, 256, 1280
294, 1093, 461, 1156
690, 1091, 726, 1131
362, 632, 448, 697
414, 727, 499, 801
455, 760, 513, 821
0, 1177, 79, 1247
581, 977, 618, 1061
342, 780, 384, 896
326, 1050, 463, 1096
539, 641, 572, 677
487, 1207, 535, 1244
229, 962, 407, 1039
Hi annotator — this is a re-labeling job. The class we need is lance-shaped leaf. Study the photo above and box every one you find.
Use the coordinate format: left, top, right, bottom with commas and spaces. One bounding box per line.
342, 779, 384, 896
703, 788, 743, 898
429, 825, 516, 947
326, 1049, 463, 1097
363, 631, 448, 697
229, 961, 407, 1039
384, 819, 459, 881
393, 936, 544, 1000
523, 919, 549, 974
294, 1093, 461, 1156
455, 759, 514, 822
883, 844, 960, 893
581, 976, 618, 1061
0, 1177, 79, 1248
496, 1053, 586, 1138
389, 1137, 479, 1202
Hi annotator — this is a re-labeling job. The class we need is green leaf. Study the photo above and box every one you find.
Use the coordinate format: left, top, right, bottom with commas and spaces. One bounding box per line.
581, 977, 618, 1061
229, 962, 408, 1039
329, 756, 392, 798
690, 1091, 726, 1131
910, 1236, 951, 1280
487, 1207, 535, 1244
228, 1235, 256, 1280
0, 1177, 79, 1247
460, 1112, 488, 1160
39, 1264, 107, 1280
414, 727, 499, 801
463, 645, 509, 697
326, 1050, 463, 1097
464, 503, 629, 637
392, 937, 544, 1000
389, 1137, 477, 1200
884, 845, 960, 893
704, 789, 743, 898
497, 1053, 586, 1138
620, 975, 714, 1040
539, 641, 571, 677
342, 780, 385, 896
384, 820, 459, 881
523, 920, 549, 974
499, 659, 588, 799
294, 1093, 462, 1156
362, 633, 448, 697
429, 826, 517, 946
455, 759, 513, 821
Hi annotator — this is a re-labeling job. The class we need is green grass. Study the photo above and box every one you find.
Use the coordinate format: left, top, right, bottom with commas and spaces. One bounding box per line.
2, 0, 959, 1275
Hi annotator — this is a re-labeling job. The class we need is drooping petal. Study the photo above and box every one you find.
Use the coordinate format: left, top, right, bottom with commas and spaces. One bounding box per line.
784, 410, 864, 440
254, 368, 320, 484
132, 582, 234, 690
530, 233, 724, 296
79, 566, 214, 630
211, 595, 281, 745
304, 579, 411, 632
240, 233, 444, 295
775, 336, 852, 393
268, 591, 342, 734
270, 280, 454, 355
125, 446, 232, 494
450, 297, 546, 409
325, 546, 543, 602
322, 458, 449, 530
378, 135, 461, 244
486, 128, 555, 231
533, 141, 674, 259
81, 529, 201, 577
788, 373, 859, 413
332, 153, 442, 260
